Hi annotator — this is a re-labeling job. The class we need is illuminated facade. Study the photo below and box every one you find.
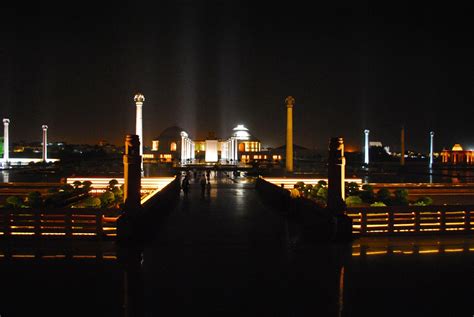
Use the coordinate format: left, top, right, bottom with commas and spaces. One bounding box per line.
441, 144, 474, 165
148, 124, 262, 164
150, 126, 192, 163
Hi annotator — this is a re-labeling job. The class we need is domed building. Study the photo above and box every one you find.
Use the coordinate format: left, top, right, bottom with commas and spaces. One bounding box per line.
149, 126, 194, 163
232, 124, 261, 152
145, 124, 271, 165
441, 144, 474, 165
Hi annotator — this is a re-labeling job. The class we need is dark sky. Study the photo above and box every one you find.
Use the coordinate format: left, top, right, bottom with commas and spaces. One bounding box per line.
1, 2, 473, 152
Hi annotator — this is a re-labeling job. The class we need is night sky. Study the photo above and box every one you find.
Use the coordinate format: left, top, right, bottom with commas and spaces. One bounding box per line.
1, 2, 473, 152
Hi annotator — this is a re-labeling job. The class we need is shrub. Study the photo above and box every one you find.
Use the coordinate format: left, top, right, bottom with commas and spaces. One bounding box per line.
290, 188, 301, 198
317, 180, 327, 187
100, 191, 115, 207
83, 197, 101, 208
295, 181, 305, 189
108, 179, 119, 190
6, 196, 23, 208
82, 181, 93, 190
370, 201, 387, 207
303, 184, 313, 198
393, 189, 409, 206
376, 188, 391, 204
346, 196, 363, 206
345, 182, 360, 197
359, 184, 375, 204
27, 191, 43, 208
316, 187, 328, 200
414, 196, 433, 206
59, 184, 74, 192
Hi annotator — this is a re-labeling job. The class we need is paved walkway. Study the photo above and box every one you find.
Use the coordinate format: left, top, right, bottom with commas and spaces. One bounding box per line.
143, 178, 292, 315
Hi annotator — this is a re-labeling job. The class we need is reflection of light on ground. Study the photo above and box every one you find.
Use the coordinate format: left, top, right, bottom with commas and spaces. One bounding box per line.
264, 177, 362, 189
0, 253, 117, 261
352, 236, 474, 257
67, 177, 175, 204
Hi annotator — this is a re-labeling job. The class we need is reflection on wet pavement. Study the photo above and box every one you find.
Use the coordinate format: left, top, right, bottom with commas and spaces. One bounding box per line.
0, 181, 473, 316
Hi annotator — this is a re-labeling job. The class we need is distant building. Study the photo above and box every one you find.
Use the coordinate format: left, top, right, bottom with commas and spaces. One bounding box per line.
369, 141, 383, 147
441, 144, 474, 165
149, 126, 186, 163
147, 124, 263, 164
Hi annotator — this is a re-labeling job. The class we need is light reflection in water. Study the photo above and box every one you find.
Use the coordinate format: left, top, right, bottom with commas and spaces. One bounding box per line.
352, 236, 474, 257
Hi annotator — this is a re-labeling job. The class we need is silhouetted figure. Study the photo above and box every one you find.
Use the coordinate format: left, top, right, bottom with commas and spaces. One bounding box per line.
181, 175, 190, 197
206, 169, 211, 183
200, 175, 207, 197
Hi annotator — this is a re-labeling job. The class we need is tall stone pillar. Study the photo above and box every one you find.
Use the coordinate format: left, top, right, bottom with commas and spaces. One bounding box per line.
118, 134, 143, 245
3, 118, 9, 163
285, 96, 295, 173
234, 138, 238, 163
230, 137, 235, 163
187, 139, 191, 163
134, 93, 145, 171
400, 127, 405, 166
180, 132, 186, 164
364, 129, 370, 165
429, 131, 434, 168
327, 137, 346, 214
42, 125, 48, 162
123, 134, 142, 209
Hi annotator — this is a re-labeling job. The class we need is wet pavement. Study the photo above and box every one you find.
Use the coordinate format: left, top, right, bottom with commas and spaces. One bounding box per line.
143, 177, 291, 315
0, 177, 473, 316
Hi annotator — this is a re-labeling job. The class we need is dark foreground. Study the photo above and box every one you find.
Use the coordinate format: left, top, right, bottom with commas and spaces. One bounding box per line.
0, 179, 473, 316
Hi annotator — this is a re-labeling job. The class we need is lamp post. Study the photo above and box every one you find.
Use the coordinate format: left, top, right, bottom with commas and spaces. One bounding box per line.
364, 129, 370, 166
429, 131, 434, 168
42, 125, 48, 162
3, 118, 9, 164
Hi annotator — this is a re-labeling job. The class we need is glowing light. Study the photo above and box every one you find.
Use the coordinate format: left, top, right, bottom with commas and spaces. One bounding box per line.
444, 248, 463, 253
41, 233, 66, 236
103, 255, 117, 260
233, 124, 251, 140
72, 255, 96, 259
419, 249, 439, 254
451, 144, 463, 151
366, 251, 387, 255
67, 177, 175, 204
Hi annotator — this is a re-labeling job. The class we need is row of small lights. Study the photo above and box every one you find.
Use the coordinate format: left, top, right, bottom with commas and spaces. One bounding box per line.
0, 254, 117, 260
264, 177, 363, 189
0, 177, 175, 237
352, 246, 474, 257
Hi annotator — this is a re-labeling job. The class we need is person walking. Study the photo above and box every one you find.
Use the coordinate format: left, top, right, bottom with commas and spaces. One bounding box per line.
200, 174, 207, 198
181, 175, 190, 197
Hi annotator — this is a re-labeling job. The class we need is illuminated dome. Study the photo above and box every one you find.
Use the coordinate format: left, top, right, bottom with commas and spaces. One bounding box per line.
157, 126, 185, 139
134, 93, 145, 103
452, 144, 463, 151
232, 124, 251, 140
